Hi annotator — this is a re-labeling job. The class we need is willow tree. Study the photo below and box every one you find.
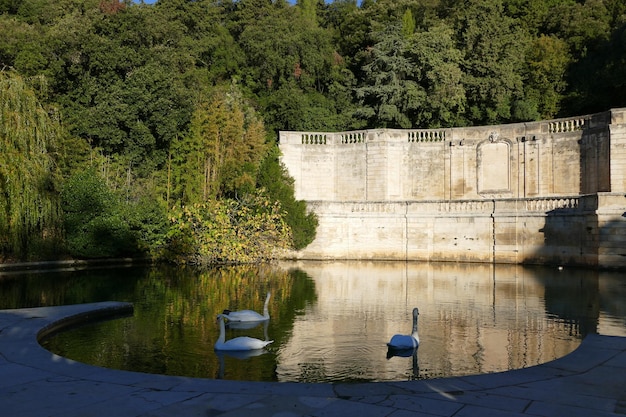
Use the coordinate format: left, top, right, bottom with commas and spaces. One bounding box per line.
0, 71, 62, 259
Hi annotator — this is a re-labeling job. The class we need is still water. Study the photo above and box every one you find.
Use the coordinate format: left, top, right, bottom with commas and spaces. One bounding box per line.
1, 260, 625, 383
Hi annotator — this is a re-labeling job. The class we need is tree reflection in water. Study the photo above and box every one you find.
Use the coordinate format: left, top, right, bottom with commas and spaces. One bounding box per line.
3, 261, 624, 383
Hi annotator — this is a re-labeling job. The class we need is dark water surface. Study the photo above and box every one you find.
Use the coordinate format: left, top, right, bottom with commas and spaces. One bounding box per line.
1, 261, 625, 383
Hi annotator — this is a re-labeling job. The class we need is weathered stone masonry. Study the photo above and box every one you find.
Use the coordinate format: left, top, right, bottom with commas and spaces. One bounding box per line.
279, 108, 626, 269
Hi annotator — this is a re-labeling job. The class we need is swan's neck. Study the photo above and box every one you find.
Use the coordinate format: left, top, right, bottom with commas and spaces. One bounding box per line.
217, 317, 226, 344
263, 292, 271, 318
411, 315, 420, 343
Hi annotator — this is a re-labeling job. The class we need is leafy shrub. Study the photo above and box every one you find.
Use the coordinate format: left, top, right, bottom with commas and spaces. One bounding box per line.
160, 191, 291, 265
61, 168, 138, 258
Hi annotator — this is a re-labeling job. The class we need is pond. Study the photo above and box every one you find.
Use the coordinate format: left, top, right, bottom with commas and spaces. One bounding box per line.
1, 260, 625, 383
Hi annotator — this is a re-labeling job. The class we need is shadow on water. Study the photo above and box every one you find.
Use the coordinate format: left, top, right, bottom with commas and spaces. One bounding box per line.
0, 264, 146, 307
536, 204, 626, 335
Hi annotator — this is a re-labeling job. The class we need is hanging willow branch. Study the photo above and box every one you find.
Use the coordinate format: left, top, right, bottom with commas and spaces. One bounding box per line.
0, 71, 62, 259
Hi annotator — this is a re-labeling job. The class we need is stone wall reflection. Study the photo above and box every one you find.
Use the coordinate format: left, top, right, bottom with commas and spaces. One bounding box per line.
276, 261, 608, 382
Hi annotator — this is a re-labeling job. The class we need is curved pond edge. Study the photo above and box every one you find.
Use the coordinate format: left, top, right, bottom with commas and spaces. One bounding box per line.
1, 302, 625, 416
36, 302, 134, 342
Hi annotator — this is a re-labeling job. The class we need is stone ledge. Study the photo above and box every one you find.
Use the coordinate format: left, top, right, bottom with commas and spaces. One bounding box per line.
36, 302, 134, 342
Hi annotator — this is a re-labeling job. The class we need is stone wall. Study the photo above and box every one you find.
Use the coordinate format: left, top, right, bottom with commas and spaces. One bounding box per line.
279, 108, 626, 269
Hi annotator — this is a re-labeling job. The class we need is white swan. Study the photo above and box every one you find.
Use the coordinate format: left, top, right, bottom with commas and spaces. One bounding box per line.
214, 314, 273, 351
387, 308, 420, 349
221, 292, 271, 322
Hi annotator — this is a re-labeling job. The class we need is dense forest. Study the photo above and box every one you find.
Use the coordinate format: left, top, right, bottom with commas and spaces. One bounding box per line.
1, 0, 625, 263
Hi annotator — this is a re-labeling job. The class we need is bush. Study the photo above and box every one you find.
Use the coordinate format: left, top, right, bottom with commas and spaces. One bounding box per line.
61, 168, 139, 258
160, 192, 291, 265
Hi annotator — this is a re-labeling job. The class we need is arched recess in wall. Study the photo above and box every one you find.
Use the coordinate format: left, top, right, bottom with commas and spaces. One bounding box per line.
477, 132, 512, 195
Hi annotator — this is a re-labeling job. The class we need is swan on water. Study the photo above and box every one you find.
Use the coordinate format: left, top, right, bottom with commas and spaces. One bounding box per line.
221, 292, 271, 322
387, 308, 420, 349
214, 314, 273, 351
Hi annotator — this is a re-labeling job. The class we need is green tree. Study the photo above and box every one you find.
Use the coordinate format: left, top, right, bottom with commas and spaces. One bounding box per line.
502, 0, 554, 35
297, 0, 318, 26
522, 35, 569, 119
153, 0, 243, 84
405, 23, 466, 127
225, 0, 286, 38
0, 15, 47, 75
46, 1, 193, 175
238, 5, 306, 91
543, 0, 614, 115
543, 0, 611, 59
237, 1, 347, 132
451, 0, 530, 124
0, 71, 62, 260
323, 0, 369, 69
171, 84, 267, 203
354, 24, 421, 128
401, 9, 415, 39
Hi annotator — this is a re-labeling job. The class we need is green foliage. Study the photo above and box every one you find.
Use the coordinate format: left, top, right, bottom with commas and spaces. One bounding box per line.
401, 9, 415, 39
355, 24, 421, 128
0, 71, 62, 260
3, 0, 626, 263
257, 146, 317, 250
0, 15, 47, 76
60, 168, 139, 258
297, 0, 318, 26
452, 0, 529, 124
171, 83, 267, 203
45, 1, 193, 175
236, 1, 347, 132
260, 80, 353, 131
405, 23, 466, 127
56, 135, 95, 178
2, 0, 624, 137
161, 191, 291, 265
126, 190, 170, 259
543, 0, 611, 58
555, 3, 626, 114
523, 35, 570, 119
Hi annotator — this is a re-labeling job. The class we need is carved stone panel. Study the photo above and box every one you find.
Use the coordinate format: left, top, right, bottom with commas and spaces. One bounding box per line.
477, 135, 511, 194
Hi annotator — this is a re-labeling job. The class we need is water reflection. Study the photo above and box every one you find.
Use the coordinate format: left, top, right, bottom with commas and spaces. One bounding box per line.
226, 317, 271, 331
215, 348, 270, 380
386, 348, 419, 380
3, 261, 624, 383
272, 261, 623, 382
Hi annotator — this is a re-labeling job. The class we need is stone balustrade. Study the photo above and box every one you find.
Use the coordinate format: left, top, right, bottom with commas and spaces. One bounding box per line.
309, 197, 586, 216
438, 200, 492, 212
301, 133, 328, 145
280, 112, 604, 147
524, 197, 579, 211
407, 130, 447, 142
339, 131, 367, 144
549, 118, 586, 133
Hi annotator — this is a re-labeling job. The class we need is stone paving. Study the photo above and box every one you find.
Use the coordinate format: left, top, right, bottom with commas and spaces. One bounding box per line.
1, 302, 625, 417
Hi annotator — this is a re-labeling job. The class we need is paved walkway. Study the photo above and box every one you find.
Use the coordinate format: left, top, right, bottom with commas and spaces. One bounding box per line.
0, 302, 625, 417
